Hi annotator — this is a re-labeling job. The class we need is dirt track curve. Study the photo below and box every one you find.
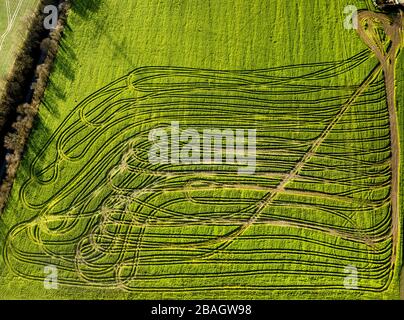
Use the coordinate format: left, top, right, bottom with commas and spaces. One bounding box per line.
356, 9, 403, 296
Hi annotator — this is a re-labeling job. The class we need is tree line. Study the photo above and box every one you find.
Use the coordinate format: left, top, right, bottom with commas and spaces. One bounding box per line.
0, 0, 71, 211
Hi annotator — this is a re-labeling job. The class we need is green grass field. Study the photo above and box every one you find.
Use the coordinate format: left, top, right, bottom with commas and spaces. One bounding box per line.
0, 0, 40, 82
0, 0, 402, 299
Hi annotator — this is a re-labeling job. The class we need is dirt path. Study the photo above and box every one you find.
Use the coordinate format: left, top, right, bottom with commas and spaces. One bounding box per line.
194, 9, 404, 279
179, 11, 404, 261
356, 9, 403, 284
191, 64, 387, 259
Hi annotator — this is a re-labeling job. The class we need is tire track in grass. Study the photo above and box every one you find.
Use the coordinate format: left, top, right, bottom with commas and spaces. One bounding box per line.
0, 0, 25, 52
356, 10, 403, 271
197, 63, 385, 260
2, 46, 394, 292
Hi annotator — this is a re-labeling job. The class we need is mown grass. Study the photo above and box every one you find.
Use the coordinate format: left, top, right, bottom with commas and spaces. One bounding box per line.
0, 0, 40, 83
0, 0, 401, 299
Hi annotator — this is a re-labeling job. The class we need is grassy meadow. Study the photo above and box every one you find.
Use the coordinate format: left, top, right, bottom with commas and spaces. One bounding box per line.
0, 0, 40, 82
0, 0, 402, 299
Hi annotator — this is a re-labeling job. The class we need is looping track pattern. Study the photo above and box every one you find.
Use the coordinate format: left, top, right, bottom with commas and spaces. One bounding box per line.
3, 47, 398, 293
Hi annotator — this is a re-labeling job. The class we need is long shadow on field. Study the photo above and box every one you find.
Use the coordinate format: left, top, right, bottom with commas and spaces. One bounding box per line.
41, 26, 78, 110
55, 38, 76, 82
42, 84, 63, 116
23, 114, 52, 168
70, 0, 137, 74
70, 0, 102, 18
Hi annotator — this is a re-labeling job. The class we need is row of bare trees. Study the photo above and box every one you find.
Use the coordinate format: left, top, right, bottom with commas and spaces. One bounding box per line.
0, 0, 71, 211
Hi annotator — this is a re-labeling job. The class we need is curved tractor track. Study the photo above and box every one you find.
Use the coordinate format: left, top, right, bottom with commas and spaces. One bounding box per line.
357, 9, 403, 278
1, 10, 403, 297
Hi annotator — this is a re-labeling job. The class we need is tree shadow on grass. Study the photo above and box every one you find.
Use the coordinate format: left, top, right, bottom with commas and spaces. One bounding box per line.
55, 41, 76, 82
25, 112, 53, 160
48, 24, 77, 82
41, 28, 77, 108
41, 92, 61, 118
70, 0, 102, 18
